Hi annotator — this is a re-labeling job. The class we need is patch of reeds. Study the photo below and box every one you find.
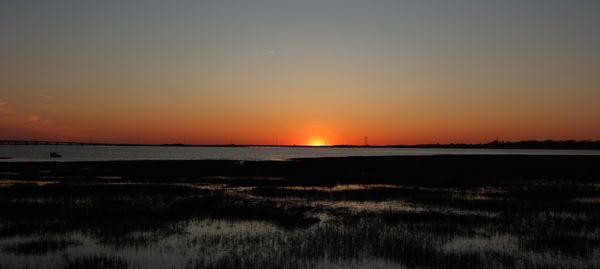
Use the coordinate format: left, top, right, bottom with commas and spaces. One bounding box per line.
62, 256, 128, 269
1, 238, 81, 255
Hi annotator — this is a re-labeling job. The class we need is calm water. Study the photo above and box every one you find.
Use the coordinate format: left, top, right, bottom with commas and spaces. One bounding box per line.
1, 145, 600, 162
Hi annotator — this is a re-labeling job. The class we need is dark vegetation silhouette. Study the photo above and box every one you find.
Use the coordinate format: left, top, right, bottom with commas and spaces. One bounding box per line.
1, 156, 600, 268
401, 139, 600, 149
1, 155, 599, 186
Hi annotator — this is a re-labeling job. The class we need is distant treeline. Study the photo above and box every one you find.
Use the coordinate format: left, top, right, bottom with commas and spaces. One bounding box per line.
333, 140, 600, 150
413, 140, 600, 149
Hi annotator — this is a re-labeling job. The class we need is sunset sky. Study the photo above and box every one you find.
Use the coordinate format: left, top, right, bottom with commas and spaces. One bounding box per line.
1, 1, 599, 145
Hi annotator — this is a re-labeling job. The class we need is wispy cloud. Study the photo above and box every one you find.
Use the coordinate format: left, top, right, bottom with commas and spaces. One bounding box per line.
0, 103, 46, 125
0, 101, 80, 141
27, 115, 44, 123
262, 50, 278, 55
33, 92, 55, 100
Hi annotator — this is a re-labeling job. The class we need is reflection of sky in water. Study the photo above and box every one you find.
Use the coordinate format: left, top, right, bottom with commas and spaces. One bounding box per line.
0, 220, 276, 269
2, 182, 600, 268
3, 217, 597, 268
443, 234, 519, 254
2, 145, 600, 162
0, 219, 417, 269
283, 184, 402, 191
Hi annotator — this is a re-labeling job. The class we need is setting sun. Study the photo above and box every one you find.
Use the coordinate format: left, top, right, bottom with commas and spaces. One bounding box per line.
308, 138, 327, 147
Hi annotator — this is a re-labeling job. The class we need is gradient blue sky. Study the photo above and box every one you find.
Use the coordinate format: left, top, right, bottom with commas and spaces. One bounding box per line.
1, 0, 599, 145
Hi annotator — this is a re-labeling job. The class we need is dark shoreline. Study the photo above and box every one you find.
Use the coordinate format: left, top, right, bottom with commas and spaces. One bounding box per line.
2, 155, 600, 186
3, 139, 600, 149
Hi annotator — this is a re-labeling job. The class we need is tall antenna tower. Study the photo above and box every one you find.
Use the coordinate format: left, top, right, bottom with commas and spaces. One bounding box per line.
364, 136, 368, 147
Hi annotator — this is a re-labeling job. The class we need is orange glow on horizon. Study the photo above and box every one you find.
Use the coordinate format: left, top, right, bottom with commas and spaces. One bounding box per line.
307, 138, 327, 147
2, 2, 600, 146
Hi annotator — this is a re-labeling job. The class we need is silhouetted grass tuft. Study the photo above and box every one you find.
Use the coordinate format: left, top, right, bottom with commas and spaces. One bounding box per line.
62, 256, 128, 269
1, 238, 81, 255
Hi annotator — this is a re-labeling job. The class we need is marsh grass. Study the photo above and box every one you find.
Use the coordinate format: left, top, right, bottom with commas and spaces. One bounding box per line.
2, 181, 600, 268
0, 183, 321, 245
186, 220, 521, 269
62, 256, 128, 269
519, 232, 598, 257
251, 186, 446, 201
1, 156, 600, 268
1, 238, 82, 255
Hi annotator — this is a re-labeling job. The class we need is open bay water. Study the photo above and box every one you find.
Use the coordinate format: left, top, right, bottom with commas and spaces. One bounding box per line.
1, 145, 600, 162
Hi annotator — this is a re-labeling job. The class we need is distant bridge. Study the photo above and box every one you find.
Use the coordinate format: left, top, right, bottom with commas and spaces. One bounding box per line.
0, 140, 98, 146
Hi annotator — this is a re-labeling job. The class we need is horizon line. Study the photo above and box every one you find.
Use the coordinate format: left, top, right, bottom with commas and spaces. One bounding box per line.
1, 139, 600, 149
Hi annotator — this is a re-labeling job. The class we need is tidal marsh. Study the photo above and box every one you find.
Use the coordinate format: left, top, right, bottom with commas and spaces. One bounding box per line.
1, 156, 599, 268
